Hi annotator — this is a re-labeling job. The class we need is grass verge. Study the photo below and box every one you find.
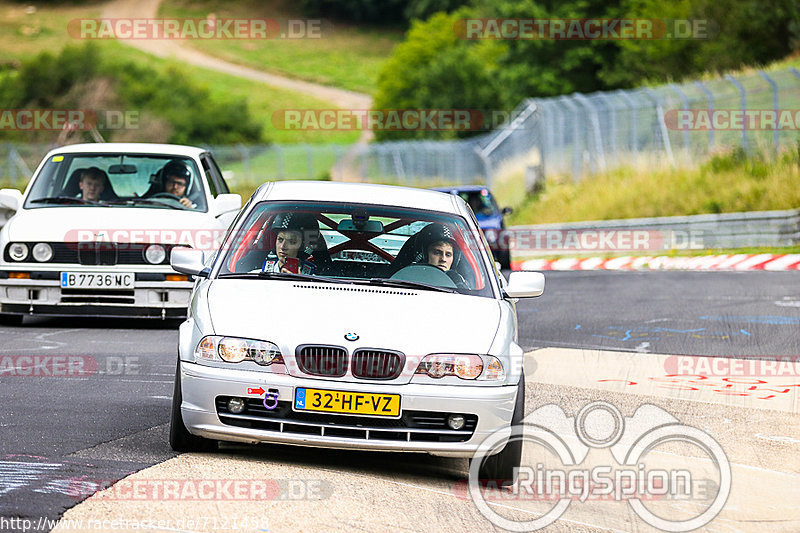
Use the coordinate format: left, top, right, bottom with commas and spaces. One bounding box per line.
159, 0, 402, 95
508, 147, 800, 225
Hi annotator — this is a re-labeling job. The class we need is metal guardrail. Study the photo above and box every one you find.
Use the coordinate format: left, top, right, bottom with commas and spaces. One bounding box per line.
509, 209, 800, 257
2, 201, 798, 253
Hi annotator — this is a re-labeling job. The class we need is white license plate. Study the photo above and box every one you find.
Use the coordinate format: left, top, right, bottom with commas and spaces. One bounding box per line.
60, 272, 134, 289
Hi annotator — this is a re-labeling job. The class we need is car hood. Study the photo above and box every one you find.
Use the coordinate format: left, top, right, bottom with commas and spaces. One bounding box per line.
4, 206, 214, 243
206, 279, 502, 381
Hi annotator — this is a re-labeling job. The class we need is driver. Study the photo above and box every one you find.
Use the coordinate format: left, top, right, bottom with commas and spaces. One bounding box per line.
261, 213, 316, 275
150, 160, 195, 208
419, 223, 469, 289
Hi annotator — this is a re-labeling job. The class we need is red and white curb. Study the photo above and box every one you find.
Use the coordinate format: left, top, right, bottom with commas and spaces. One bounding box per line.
512, 253, 800, 271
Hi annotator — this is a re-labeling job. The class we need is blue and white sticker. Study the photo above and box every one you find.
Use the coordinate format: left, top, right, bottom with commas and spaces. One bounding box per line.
294, 388, 306, 409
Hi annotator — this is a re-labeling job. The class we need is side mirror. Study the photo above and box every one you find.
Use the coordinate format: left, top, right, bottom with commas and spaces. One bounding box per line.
171, 248, 209, 277
0, 189, 23, 212
504, 271, 544, 298
502, 207, 513, 216
213, 193, 241, 217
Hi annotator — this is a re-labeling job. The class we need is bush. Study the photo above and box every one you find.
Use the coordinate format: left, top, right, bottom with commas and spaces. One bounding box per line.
0, 44, 264, 144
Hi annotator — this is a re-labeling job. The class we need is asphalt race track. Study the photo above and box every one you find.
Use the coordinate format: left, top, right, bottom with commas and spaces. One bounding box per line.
1, 271, 798, 532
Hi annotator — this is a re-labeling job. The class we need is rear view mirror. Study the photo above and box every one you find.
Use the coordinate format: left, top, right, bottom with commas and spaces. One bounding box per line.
108, 164, 137, 174
337, 219, 384, 233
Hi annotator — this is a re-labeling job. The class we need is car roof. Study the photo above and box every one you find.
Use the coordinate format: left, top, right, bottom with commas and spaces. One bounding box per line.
45, 143, 206, 158
432, 185, 491, 194
255, 181, 460, 213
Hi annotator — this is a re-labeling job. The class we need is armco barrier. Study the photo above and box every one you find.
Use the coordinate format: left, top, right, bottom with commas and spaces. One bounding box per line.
1, 206, 798, 254
509, 209, 800, 258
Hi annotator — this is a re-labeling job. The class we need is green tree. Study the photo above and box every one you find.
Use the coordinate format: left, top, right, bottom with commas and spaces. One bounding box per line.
373, 9, 507, 140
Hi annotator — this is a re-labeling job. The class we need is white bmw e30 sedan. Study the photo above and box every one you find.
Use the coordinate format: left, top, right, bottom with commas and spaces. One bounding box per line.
0, 143, 242, 323
170, 180, 544, 483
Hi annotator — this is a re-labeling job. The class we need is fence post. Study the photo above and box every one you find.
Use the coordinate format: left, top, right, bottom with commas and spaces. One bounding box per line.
474, 144, 492, 185
573, 93, 606, 173
598, 93, 617, 166
757, 70, 779, 155
304, 144, 314, 179
616, 90, 638, 154
725, 74, 747, 152
668, 84, 691, 162
643, 88, 674, 166
558, 96, 583, 179
235, 144, 250, 181
693, 81, 715, 150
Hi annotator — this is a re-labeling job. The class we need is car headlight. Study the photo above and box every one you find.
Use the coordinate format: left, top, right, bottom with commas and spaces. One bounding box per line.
195, 336, 283, 366
32, 243, 53, 262
8, 243, 28, 262
416, 354, 484, 380
144, 244, 167, 264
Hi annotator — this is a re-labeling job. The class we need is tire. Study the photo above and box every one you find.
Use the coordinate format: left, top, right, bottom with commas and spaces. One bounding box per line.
0, 313, 23, 326
472, 373, 525, 487
169, 360, 217, 452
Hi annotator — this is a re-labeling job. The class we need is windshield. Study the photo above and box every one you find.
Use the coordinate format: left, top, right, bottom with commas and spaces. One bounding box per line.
458, 189, 498, 217
216, 201, 497, 298
24, 153, 207, 212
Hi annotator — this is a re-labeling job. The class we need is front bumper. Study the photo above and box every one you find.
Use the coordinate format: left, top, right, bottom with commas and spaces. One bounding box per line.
179, 361, 518, 457
0, 269, 193, 319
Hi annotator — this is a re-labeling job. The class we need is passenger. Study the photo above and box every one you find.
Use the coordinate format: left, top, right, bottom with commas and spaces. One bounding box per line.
77, 167, 106, 202
262, 213, 316, 275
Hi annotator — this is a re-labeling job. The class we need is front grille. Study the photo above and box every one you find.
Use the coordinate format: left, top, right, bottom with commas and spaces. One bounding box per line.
60, 288, 135, 304
296, 345, 348, 377
5, 243, 174, 266
78, 242, 118, 265
216, 397, 478, 443
352, 349, 404, 380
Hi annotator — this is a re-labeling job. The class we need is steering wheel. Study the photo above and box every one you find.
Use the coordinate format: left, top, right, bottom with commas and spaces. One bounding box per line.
390, 263, 458, 289
149, 192, 183, 202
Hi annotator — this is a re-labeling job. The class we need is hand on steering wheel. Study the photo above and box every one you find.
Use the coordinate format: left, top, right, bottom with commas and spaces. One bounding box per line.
150, 192, 192, 208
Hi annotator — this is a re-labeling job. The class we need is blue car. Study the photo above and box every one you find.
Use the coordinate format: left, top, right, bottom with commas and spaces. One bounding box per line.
433, 186, 512, 269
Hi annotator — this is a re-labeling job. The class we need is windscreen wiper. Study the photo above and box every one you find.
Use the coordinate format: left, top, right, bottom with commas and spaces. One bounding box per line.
218, 272, 353, 284
29, 196, 105, 206
120, 198, 185, 210
367, 277, 456, 293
